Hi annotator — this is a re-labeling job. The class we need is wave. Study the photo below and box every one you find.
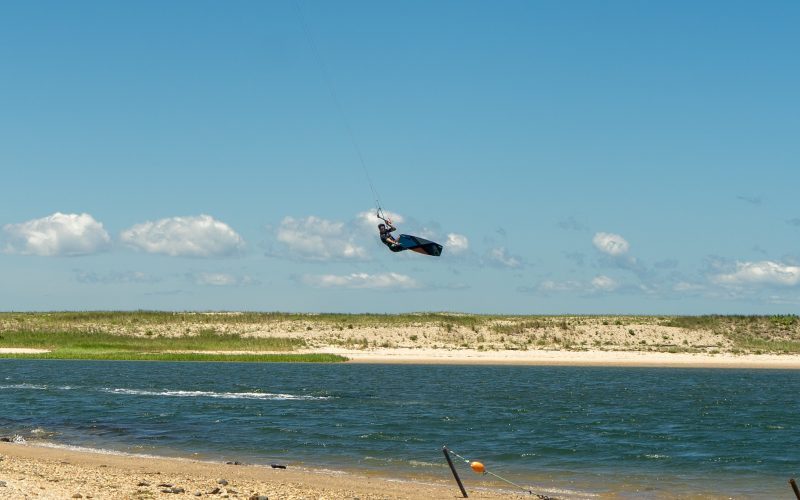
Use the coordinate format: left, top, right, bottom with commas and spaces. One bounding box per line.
0, 435, 28, 443
100, 388, 330, 401
0, 383, 49, 390
31, 427, 59, 437
0, 384, 74, 391
34, 441, 191, 461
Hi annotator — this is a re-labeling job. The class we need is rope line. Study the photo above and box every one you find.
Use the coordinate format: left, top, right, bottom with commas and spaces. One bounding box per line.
293, 0, 383, 213
446, 448, 538, 496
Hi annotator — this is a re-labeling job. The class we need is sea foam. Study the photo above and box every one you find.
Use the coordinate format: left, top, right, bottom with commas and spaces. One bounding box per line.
0, 383, 49, 390
100, 388, 330, 401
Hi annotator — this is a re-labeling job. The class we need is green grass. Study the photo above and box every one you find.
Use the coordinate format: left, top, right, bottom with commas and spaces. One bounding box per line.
731, 339, 800, 354
663, 315, 727, 330
0, 351, 345, 362
0, 324, 349, 362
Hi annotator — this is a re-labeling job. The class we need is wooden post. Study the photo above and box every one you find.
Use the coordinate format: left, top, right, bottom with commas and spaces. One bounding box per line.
443, 446, 468, 498
790, 478, 800, 500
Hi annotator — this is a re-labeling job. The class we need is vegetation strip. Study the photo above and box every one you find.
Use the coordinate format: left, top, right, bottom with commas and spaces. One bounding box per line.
0, 352, 346, 363
0, 329, 304, 351
1, 312, 799, 356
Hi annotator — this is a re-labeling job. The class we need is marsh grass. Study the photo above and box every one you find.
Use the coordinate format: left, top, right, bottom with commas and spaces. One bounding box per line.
0, 327, 323, 362
0, 351, 345, 363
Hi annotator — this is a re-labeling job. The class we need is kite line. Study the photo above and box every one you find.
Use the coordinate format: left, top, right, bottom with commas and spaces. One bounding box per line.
293, 0, 384, 213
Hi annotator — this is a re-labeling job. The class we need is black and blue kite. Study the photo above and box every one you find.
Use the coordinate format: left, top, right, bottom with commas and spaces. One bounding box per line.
377, 210, 443, 257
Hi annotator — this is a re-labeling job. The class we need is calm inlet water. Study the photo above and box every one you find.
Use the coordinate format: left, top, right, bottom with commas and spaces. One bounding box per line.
1, 360, 799, 498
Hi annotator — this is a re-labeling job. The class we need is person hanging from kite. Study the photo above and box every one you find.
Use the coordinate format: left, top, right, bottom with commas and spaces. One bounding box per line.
376, 209, 444, 257
378, 218, 404, 252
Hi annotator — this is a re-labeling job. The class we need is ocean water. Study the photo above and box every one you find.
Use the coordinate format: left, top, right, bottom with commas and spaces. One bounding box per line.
1, 360, 799, 499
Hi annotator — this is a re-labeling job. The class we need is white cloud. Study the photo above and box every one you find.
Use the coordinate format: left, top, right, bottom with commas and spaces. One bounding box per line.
486, 247, 522, 268
713, 261, 800, 287
193, 272, 254, 286
121, 215, 244, 258
75, 270, 158, 284
274, 216, 367, 261
2, 212, 111, 256
302, 272, 418, 289
357, 209, 404, 229
591, 275, 618, 291
445, 233, 469, 254
535, 275, 618, 294
592, 232, 630, 256
538, 280, 582, 292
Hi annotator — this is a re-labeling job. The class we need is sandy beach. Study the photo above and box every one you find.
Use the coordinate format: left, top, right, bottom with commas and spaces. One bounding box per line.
7, 346, 800, 369
316, 347, 800, 369
0, 442, 533, 500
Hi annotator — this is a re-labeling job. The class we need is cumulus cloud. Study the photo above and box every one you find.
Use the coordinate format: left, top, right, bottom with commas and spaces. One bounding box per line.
356, 209, 404, 229
271, 210, 457, 261
273, 215, 368, 261
591, 275, 618, 291
121, 215, 244, 258
2, 212, 110, 256
537, 280, 582, 293
75, 270, 158, 284
445, 233, 469, 254
534, 275, 618, 294
592, 232, 630, 256
483, 247, 523, 269
713, 261, 800, 287
302, 272, 418, 289
193, 272, 255, 286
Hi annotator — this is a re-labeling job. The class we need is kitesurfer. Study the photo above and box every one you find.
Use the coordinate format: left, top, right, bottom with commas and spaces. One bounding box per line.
378, 219, 403, 252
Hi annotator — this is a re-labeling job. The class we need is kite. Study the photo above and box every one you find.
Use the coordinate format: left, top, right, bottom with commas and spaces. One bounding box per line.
377, 209, 443, 257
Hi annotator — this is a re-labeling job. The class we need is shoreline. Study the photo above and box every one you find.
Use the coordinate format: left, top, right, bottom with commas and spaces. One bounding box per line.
5, 347, 800, 369
0, 441, 533, 499
321, 347, 800, 369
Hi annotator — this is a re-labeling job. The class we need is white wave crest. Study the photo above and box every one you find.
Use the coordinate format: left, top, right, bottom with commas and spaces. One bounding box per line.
101, 388, 329, 401
0, 383, 49, 390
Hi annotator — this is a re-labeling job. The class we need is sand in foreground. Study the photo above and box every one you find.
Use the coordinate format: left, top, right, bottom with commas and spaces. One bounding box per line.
0, 443, 533, 500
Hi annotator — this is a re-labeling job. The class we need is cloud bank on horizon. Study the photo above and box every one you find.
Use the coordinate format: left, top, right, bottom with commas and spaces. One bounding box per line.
3, 208, 799, 312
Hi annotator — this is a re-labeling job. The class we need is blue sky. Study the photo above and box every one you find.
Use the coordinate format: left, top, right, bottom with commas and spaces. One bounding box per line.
1, 1, 798, 314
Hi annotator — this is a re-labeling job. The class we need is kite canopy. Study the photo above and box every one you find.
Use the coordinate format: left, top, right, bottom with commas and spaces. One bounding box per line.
397, 234, 443, 257
376, 208, 443, 257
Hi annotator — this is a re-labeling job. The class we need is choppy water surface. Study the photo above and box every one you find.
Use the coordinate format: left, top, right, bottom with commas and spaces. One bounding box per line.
2, 360, 799, 498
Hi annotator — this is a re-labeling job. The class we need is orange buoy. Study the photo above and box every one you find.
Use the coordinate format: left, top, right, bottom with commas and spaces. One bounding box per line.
470, 461, 485, 474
